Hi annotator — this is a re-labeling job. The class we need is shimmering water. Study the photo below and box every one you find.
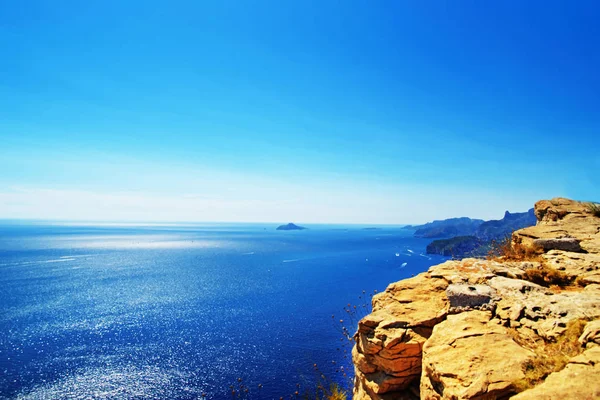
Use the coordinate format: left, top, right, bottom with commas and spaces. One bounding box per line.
0, 223, 446, 399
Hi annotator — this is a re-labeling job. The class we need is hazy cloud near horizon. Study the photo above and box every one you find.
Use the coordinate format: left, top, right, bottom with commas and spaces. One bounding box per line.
0, 184, 550, 225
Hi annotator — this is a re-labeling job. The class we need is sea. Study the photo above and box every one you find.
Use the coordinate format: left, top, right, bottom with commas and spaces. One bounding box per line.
0, 223, 447, 399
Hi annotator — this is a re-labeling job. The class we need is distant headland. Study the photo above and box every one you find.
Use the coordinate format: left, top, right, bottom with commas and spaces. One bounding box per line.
405, 208, 536, 257
276, 223, 307, 231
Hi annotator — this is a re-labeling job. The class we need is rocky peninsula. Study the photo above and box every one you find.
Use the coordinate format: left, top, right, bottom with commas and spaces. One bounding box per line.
422, 209, 537, 258
352, 198, 600, 399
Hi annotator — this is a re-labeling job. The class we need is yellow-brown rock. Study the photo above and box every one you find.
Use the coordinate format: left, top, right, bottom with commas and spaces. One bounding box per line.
421, 311, 534, 400
514, 198, 600, 254
352, 198, 600, 399
353, 275, 449, 399
579, 319, 600, 347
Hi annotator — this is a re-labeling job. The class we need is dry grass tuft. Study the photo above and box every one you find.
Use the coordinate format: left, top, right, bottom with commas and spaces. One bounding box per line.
523, 264, 572, 287
324, 383, 348, 400
512, 318, 588, 392
487, 236, 543, 262
303, 382, 348, 400
574, 275, 588, 287
586, 202, 600, 218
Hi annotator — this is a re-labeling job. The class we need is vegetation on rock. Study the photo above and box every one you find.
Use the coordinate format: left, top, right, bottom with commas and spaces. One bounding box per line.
587, 202, 600, 218
512, 318, 588, 392
487, 235, 543, 262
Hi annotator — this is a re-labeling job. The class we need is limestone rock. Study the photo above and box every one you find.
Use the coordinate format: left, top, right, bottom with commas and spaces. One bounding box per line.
487, 275, 548, 295
353, 275, 449, 399
428, 258, 526, 284
533, 237, 583, 252
490, 276, 600, 340
445, 284, 496, 309
579, 319, 600, 347
514, 198, 600, 254
533, 198, 591, 223
421, 311, 533, 400
542, 250, 600, 282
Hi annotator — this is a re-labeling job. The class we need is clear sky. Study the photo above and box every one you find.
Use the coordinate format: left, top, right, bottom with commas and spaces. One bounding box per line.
1, 1, 599, 224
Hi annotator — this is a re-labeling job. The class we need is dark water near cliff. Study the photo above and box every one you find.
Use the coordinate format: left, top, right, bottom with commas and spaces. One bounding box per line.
0, 223, 446, 399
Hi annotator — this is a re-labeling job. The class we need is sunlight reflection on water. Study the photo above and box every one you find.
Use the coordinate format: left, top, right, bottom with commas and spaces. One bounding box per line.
1, 224, 445, 399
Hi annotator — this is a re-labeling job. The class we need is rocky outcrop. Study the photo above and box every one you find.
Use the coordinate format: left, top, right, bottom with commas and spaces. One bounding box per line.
421, 311, 534, 399
514, 198, 600, 254
353, 275, 449, 398
353, 198, 600, 399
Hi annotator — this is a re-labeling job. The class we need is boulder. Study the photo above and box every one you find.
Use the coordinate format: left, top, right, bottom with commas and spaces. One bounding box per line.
533, 238, 582, 252
353, 275, 449, 399
445, 284, 496, 309
421, 311, 534, 400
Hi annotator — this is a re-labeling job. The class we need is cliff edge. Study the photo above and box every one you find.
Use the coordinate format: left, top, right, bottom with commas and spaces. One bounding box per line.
352, 198, 600, 399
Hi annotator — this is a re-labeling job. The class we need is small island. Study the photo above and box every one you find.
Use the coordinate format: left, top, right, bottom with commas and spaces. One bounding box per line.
276, 223, 307, 231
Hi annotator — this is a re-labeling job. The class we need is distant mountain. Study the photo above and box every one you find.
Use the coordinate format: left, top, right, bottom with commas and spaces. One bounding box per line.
276, 223, 307, 231
408, 217, 485, 239
475, 209, 536, 240
416, 208, 536, 257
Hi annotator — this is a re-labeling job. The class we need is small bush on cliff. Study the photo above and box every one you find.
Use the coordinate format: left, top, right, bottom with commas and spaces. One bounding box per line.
336, 292, 373, 332
329, 289, 376, 389
586, 202, 600, 218
300, 365, 349, 400
310, 383, 347, 400
327, 384, 347, 400
487, 236, 543, 261
513, 318, 588, 392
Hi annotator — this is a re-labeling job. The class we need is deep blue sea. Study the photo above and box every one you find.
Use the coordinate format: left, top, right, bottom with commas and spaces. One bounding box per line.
0, 223, 446, 399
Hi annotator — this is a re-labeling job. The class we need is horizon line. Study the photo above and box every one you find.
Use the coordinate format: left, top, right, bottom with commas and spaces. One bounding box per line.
0, 218, 414, 228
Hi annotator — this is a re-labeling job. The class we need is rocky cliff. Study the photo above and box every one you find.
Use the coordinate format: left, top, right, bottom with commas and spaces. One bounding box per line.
352, 198, 600, 399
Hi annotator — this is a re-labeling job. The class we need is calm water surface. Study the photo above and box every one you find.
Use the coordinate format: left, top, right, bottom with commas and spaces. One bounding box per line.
0, 223, 446, 399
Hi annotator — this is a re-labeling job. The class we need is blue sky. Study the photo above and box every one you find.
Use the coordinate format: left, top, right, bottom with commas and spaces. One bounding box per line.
1, 1, 599, 223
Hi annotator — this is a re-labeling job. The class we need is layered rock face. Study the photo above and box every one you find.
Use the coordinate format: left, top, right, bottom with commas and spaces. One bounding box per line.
353, 198, 600, 399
